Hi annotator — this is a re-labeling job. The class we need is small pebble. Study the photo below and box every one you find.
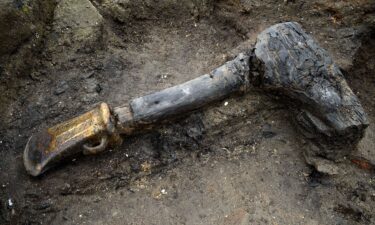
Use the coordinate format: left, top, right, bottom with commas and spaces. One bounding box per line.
224, 101, 228, 106
54, 81, 69, 95
7, 199, 13, 208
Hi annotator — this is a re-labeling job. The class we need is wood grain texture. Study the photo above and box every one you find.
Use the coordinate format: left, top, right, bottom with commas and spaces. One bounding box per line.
253, 22, 369, 160
115, 22, 368, 161
115, 53, 250, 128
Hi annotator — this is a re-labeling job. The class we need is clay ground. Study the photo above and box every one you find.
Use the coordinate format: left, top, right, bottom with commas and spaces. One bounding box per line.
1, 0, 375, 224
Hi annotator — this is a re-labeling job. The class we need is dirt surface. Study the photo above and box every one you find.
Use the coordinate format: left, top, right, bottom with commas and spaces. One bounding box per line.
1, 0, 375, 224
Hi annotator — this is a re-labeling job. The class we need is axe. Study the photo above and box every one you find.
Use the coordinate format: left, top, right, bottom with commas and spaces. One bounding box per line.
23, 22, 369, 176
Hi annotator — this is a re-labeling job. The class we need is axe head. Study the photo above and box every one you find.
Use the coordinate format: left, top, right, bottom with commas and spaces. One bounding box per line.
253, 22, 369, 159
23, 103, 122, 176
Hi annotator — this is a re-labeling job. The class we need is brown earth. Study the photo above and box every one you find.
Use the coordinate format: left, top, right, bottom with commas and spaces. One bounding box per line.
0, 0, 375, 224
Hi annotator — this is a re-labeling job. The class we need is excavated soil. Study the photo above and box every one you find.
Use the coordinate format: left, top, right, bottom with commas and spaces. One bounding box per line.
1, 0, 375, 224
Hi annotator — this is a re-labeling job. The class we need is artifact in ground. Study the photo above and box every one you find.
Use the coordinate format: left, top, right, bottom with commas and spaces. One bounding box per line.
23, 22, 369, 176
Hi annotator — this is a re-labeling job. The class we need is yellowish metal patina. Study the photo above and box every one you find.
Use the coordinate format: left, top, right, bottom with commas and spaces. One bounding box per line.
23, 102, 122, 176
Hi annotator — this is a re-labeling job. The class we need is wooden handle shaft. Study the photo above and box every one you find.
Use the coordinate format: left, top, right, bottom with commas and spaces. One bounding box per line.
114, 53, 250, 133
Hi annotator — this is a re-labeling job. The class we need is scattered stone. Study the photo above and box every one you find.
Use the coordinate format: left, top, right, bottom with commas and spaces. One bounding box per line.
7, 198, 13, 209
47, 0, 104, 57
262, 131, 276, 138
53, 81, 69, 95
60, 183, 72, 195
34, 201, 52, 210
304, 154, 340, 175
81, 93, 98, 103
30, 71, 42, 81
82, 71, 95, 79
262, 123, 277, 138
140, 161, 151, 173
95, 84, 102, 93
151, 188, 168, 200
84, 79, 100, 93
152, 191, 162, 200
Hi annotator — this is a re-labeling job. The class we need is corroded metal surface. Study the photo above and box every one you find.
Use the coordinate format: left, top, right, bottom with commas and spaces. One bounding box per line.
23, 103, 122, 176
